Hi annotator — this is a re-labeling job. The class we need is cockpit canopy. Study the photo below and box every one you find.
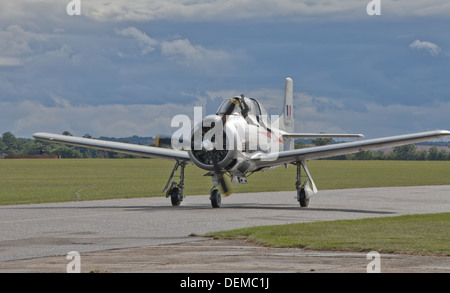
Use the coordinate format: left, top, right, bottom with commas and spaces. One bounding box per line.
216, 97, 269, 119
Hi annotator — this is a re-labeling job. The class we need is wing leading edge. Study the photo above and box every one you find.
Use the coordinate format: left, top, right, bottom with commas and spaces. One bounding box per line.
33, 132, 190, 162
252, 130, 450, 167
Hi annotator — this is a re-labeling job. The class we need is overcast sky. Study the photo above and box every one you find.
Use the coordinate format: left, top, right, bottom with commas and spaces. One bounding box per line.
1, 0, 449, 139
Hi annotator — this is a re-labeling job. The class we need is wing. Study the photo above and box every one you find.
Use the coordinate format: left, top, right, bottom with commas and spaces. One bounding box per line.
282, 133, 364, 139
33, 132, 190, 162
252, 130, 450, 167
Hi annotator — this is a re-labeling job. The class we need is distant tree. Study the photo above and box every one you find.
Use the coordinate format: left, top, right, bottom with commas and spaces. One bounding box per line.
415, 150, 427, 161
392, 144, 417, 160
2, 132, 17, 147
312, 138, 332, 146
427, 146, 439, 161
62, 131, 73, 136
294, 142, 308, 149
1, 132, 19, 155
353, 150, 375, 160
50, 145, 82, 158
373, 150, 385, 160
437, 150, 448, 161
21, 141, 46, 156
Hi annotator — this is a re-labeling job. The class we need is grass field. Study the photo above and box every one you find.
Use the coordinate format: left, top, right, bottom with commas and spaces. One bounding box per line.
0, 159, 449, 205
207, 213, 450, 256
1, 158, 448, 256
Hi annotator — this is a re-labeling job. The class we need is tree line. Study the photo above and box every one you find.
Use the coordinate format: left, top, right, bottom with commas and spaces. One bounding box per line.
0, 131, 136, 159
1, 131, 449, 160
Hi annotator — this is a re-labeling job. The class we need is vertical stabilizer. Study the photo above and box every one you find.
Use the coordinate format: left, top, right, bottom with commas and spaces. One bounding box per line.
281, 77, 294, 150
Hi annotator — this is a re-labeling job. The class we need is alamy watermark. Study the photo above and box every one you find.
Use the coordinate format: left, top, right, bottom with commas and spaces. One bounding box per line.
66, 1, 380, 17
66, 251, 81, 273
67, 0, 81, 16
366, 251, 381, 273
367, 0, 381, 16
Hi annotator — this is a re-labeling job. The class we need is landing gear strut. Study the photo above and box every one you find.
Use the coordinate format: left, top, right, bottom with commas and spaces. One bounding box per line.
294, 161, 318, 207
295, 162, 308, 207
163, 161, 187, 206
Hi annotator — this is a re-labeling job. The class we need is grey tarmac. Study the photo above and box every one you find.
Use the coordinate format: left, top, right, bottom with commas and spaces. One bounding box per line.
0, 185, 449, 273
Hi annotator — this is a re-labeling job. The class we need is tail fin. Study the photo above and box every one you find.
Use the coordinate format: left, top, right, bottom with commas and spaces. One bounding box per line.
281, 77, 294, 132
280, 77, 295, 150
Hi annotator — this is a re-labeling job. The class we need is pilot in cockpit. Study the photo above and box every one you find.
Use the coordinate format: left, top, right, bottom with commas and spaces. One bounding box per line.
217, 95, 265, 127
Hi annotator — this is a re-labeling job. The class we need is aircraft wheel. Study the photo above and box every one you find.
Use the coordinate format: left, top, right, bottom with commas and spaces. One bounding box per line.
298, 188, 309, 208
210, 189, 221, 208
170, 188, 182, 206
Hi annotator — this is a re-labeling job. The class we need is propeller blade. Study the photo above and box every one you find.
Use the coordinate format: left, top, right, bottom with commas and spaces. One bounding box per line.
212, 154, 231, 196
155, 135, 172, 148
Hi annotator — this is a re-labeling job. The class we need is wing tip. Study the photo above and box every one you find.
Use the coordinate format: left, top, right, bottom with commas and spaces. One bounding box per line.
435, 129, 450, 138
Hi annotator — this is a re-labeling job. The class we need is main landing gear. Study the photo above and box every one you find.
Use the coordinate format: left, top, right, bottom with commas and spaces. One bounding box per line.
294, 161, 318, 207
163, 161, 187, 206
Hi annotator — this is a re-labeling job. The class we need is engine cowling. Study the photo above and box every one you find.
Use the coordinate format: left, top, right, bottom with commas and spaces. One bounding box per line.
187, 115, 240, 171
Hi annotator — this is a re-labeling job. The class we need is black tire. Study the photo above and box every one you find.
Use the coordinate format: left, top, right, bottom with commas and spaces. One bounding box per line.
210, 189, 221, 208
298, 188, 309, 208
170, 188, 182, 206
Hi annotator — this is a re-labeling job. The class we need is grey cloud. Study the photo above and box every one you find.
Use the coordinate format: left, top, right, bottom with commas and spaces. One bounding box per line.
82, 0, 450, 22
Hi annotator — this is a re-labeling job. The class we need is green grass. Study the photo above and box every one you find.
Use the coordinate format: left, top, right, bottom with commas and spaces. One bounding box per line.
207, 213, 450, 256
2, 159, 449, 256
0, 159, 449, 205
0, 159, 207, 205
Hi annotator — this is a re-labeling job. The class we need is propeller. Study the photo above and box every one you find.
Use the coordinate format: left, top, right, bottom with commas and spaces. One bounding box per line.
212, 154, 231, 196
155, 135, 173, 148
208, 96, 242, 197
200, 136, 230, 196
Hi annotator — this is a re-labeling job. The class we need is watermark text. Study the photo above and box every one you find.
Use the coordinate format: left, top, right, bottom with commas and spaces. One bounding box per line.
367, 0, 381, 16
366, 251, 381, 273
67, 0, 81, 16
66, 251, 81, 273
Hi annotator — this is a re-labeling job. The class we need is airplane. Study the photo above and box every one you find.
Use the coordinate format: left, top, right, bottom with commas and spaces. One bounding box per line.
33, 78, 450, 208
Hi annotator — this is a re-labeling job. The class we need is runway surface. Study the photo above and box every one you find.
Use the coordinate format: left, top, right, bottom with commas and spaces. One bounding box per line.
0, 185, 449, 272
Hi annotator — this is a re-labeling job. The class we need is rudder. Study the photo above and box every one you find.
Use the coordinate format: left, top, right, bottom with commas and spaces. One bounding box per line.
280, 77, 294, 150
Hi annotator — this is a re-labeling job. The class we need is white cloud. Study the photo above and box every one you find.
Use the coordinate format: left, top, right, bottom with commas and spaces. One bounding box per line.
160, 38, 231, 67
114, 26, 232, 68
409, 40, 441, 56
115, 27, 158, 55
